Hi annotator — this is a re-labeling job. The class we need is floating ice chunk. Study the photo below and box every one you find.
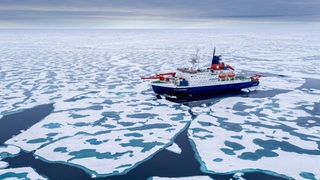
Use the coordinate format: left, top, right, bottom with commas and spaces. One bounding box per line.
307, 120, 317, 124
241, 88, 250, 93
0, 145, 20, 159
151, 176, 213, 180
233, 172, 246, 180
302, 88, 320, 95
0, 167, 47, 179
166, 143, 182, 154
241, 86, 258, 92
190, 107, 208, 116
0, 161, 8, 169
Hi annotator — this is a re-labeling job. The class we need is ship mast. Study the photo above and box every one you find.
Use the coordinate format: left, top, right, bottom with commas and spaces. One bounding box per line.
190, 48, 199, 71
213, 47, 215, 58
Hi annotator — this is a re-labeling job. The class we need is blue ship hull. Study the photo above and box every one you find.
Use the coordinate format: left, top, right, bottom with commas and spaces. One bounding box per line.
152, 81, 259, 97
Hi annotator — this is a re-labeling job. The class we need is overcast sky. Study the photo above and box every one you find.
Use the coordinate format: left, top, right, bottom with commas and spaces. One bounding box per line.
0, 0, 319, 29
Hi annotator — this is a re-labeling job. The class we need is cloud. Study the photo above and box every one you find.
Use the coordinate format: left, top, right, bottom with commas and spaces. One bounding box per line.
0, 0, 319, 28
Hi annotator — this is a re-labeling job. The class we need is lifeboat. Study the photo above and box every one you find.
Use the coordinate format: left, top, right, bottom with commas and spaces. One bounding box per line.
228, 73, 235, 77
219, 73, 226, 78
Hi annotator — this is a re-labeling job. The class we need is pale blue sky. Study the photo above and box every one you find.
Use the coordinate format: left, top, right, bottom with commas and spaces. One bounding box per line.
0, 0, 319, 29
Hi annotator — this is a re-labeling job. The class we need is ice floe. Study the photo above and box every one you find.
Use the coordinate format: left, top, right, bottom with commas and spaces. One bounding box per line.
0, 145, 20, 159
0, 145, 20, 170
0, 167, 47, 180
189, 89, 320, 179
166, 143, 182, 154
5, 89, 191, 177
233, 172, 245, 180
0, 161, 8, 169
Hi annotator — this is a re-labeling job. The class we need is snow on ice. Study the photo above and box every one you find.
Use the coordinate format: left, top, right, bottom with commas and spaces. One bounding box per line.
0, 167, 47, 179
0, 145, 20, 159
189, 89, 320, 179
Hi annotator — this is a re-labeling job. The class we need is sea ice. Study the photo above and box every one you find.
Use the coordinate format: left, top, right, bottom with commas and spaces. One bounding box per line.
0, 145, 20, 159
0, 161, 8, 169
233, 172, 245, 180
5, 88, 191, 177
0, 167, 47, 180
1, 30, 319, 179
0, 33, 197, 176
166, 143, 182, 154
258, 76, 305, 91
189, 90, 320, 179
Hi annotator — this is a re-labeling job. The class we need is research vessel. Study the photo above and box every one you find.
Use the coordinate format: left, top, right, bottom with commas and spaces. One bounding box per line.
142, 49, 260, 97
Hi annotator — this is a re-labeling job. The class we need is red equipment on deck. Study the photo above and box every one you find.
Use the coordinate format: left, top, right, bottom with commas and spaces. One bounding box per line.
141, 72, 176, 81
251, 74, 262, 81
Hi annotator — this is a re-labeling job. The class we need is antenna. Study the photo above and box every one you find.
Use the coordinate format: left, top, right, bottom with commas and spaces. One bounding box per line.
190, 48, 199, 70
196, 48, 199, 61
196, 48, 200, 69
